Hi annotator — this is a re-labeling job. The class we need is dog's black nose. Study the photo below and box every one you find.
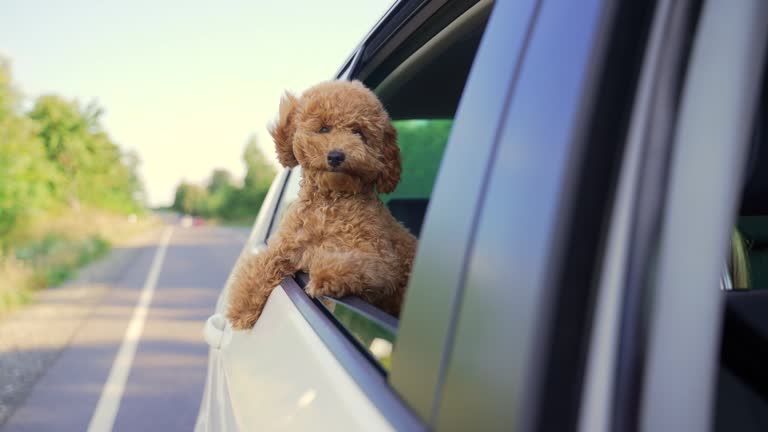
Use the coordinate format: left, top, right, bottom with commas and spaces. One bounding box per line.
327, 150, 345, 167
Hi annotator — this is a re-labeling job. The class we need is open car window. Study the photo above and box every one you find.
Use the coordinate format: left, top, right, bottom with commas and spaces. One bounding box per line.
267, 118, 455, 369
265, 0, 493, 372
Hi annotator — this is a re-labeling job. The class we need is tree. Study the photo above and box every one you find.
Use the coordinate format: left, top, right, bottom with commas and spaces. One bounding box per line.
207, 169, 234, 195
0, 60, 59, 242
122, 150, 146, 205
222, 136, 276, 221
206, 169, 235, 215
242, 135, 276, 192
27, 94, 143, 213
0, 56, 145, 252
0, 58, 19, 120
182, 185, 210, 216
172, 182, 209, 216
172, 182, 190, 213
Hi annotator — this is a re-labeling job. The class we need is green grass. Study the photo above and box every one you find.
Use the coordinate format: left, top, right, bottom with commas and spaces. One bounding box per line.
0, 288, 33, 313
0, 206, 158, 317
0, 232, 111, 314
14, 234, 110, 287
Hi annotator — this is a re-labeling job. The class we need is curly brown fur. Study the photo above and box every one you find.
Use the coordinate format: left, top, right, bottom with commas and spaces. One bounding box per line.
227, 80, 417, 329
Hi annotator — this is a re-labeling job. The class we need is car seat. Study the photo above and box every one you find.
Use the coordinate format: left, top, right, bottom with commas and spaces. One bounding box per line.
386, 198, 429, 238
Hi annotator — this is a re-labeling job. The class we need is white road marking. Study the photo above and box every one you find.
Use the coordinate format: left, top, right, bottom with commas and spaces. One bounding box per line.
87, 227, 174, 432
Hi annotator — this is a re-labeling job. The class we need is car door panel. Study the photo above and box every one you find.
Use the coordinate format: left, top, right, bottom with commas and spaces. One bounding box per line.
218, 286, 394, 432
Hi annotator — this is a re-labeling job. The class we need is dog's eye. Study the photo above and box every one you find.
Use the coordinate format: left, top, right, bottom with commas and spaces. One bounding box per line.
319, 126, 331, 133
352, 128, 367, 143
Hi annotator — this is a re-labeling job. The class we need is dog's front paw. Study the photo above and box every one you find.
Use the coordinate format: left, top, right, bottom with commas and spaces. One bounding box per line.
227, 306, 262, 330
304, 279, 325, 298
305, 279, 338, 310
305, 274, 343, 298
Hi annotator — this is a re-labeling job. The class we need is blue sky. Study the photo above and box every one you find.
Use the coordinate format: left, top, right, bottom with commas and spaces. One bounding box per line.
1, 0, 393, 205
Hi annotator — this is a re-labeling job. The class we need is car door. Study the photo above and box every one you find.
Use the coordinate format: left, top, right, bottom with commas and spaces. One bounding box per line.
419, 1, 767, 431
628, 2, 768, 431
578, 1, 768, 432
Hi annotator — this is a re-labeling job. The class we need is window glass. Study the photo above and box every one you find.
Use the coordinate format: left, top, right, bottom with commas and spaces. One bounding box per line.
732, 218, 765, 289
323, 298, 396, 370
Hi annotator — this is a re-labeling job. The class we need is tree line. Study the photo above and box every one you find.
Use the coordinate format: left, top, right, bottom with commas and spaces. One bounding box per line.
0, 59, 144, 249
171, 136, 276, 223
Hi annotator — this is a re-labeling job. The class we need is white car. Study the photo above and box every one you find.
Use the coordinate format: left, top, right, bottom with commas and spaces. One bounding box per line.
196, 0, 768, 431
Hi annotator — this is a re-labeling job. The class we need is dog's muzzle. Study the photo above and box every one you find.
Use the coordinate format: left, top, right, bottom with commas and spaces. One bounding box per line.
327, 150, 345, 168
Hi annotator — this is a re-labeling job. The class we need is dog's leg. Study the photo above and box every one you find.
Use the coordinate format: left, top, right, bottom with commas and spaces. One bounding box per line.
305, 251, 405, 315
227, 244, 298, 329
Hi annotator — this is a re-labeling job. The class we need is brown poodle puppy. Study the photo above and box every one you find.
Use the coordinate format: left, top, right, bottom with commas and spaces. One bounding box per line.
227, 80, 418, 330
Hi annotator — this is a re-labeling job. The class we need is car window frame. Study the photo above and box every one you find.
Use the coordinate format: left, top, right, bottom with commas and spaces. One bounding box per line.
266, 167, 302, 240
244, 168, 289, 250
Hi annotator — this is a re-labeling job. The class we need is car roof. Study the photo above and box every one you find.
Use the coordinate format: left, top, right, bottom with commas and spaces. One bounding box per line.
335, 0, 424, 77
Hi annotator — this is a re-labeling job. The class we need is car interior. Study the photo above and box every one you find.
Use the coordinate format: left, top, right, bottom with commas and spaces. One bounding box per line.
715, 59, 768, 430
367, 0, 492, 241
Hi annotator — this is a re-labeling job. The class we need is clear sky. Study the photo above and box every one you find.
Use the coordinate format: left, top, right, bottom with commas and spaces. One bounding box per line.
0, 0, 393, 206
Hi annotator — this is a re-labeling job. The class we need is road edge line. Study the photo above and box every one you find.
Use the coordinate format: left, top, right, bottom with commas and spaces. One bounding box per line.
87, 226, 174, 432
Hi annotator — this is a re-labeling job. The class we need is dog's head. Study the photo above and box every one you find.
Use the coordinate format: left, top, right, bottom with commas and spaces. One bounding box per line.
268, 80, 401, 193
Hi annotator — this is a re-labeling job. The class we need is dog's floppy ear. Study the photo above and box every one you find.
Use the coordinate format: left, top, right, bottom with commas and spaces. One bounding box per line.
377, 123, 402, 194
268, 92, 299, 168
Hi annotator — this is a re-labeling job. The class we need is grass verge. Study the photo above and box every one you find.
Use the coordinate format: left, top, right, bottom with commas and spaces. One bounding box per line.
0, 208, 157, 314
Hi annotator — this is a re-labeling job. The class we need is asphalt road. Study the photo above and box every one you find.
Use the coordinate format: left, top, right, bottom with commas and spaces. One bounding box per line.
0, 224, 248, 432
